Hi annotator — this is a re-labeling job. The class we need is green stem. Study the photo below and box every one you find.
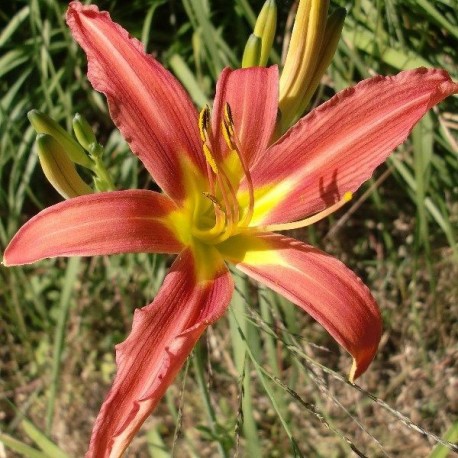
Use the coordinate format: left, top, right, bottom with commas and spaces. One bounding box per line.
89, 143, 115, 192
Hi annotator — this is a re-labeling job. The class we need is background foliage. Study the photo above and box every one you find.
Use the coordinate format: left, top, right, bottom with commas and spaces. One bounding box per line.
1, 0, 457, 456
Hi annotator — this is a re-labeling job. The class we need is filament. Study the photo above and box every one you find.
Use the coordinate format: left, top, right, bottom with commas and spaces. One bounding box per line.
257, 192, 353, 232
222, 103, 255, 227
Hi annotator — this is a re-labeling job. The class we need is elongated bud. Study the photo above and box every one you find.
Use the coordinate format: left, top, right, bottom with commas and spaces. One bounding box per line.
294, 7, 346, 118
279, 0, 330, 132
28, 110, 93, 169
73, 113, 97, 151
253, 0, 277, 66
36, 134, 93, 199
320, 8, 346, 66
242, 34, 262, 68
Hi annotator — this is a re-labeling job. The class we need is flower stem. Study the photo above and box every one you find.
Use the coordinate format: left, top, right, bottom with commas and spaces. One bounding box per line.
89, 143, 115, 192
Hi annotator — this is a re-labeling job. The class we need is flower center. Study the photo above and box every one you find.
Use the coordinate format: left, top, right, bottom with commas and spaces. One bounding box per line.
188, 104, 353, 246
191, 104, 255, 245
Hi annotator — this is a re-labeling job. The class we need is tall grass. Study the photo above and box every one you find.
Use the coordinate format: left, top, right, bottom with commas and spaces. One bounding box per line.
1, 0, 457, 456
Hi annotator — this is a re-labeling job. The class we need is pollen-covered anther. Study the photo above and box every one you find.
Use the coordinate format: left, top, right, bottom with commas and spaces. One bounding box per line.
222, 120, 235, 151
198, 104, 211, 143
221, 102, 255, 227
202, 144, 219, 174
224, 103, 235, 134
221, 104, 236, 151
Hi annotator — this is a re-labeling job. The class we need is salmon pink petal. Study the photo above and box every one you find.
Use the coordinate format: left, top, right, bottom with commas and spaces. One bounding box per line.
3, 190, 182, 266
249, 68, 458, 224
66, 2, 206, 202
218, 233, 382, 381
211, 66, 279, 167
87, 247, 233, 458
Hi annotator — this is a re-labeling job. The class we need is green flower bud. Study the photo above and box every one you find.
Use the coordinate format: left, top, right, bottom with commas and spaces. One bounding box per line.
253, 0, 277, 66
73, 113, 97, 151
242, 34, 262, 68
28, 110, 93, 169
36, 134, 93, 199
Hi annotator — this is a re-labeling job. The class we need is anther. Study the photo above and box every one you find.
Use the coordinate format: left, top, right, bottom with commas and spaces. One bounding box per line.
199, 105, 211, 142
220, 102, 255, 228
221, 119, 235, 150
223, 103, 235, 135
202, 144, 219, 174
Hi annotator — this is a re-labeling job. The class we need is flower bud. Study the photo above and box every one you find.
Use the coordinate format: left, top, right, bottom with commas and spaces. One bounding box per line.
294, 7, 346, 118
73, 113, 97, 151
279, 0, 330, 131
28, 110, 93, 169
253, 0, 277, 66
36, 134, 93, 199
242, 34, 262, 68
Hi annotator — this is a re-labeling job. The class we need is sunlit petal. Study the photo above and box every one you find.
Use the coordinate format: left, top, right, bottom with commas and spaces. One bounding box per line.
218, 233, 382, 381
67, 2, 206, 201
249, 68, 458, 225
3, 190, 182, 265
87, 247, 233, 458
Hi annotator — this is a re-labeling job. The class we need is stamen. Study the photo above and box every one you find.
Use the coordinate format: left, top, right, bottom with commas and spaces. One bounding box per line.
194, 104, 244, 243
199, 105, 211, 142
198, 106, 218, 199
202, 168, 240, 243
203, 144, 219, 174
217, 173, 239, 234
202, 192, 226, 235
257, 192, 353, 232
203, 145, 239, 239
221, 119, 234, 150
224, 104, 235, 135
202, 192, 221, 207
222, 102, 255, 227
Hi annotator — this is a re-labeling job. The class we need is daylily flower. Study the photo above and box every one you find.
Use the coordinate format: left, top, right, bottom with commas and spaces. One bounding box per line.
3, 2, 458, 456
